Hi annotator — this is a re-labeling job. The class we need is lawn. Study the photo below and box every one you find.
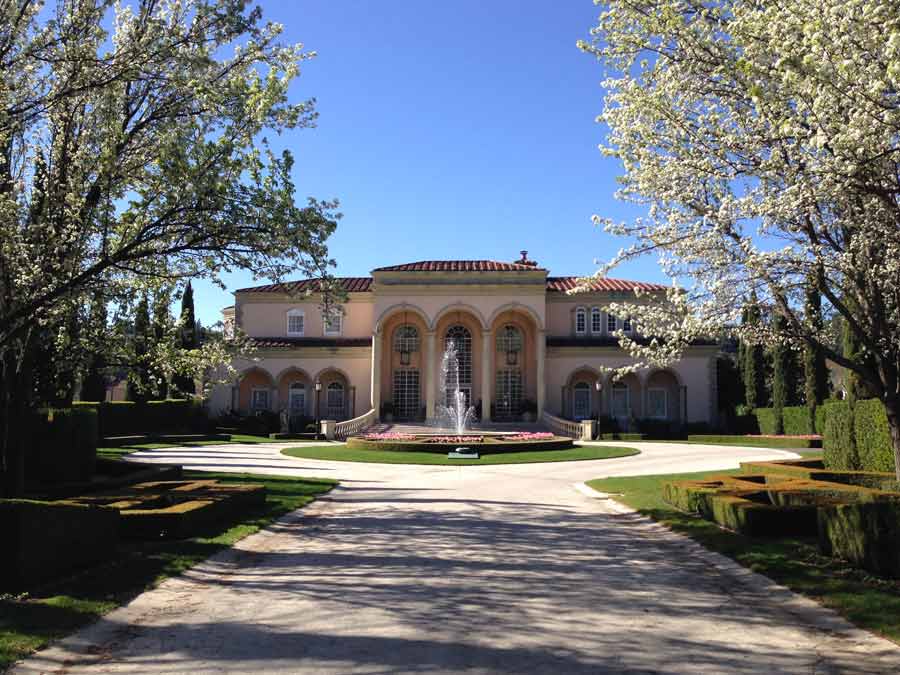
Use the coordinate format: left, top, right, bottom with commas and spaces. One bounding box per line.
282, 444, 640, 465
0, 471, 336, 670
586, 470, 900, 643
95, 434, 326, 459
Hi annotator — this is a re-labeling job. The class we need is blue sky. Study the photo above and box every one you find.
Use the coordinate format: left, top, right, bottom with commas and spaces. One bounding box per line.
193, 0, 662, 325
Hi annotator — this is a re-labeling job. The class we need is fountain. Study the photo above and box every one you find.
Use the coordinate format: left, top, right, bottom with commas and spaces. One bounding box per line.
436, 338, 477, 434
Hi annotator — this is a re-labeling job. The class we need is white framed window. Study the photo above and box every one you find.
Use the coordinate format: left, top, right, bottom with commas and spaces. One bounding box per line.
288, 382, 306, 413
575, 307, 587, 335
623, 317, 632, 333
590, 307, 602, 334
251, 388, 270, 411
324, 309, 342, 336
607, 313, 617, 333
647, 388, 667, 419
286, 309, 305, 336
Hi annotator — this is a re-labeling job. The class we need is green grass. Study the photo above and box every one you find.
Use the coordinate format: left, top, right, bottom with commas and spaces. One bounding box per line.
0, 471, 335, 670
95, 434, 286, 458
586, 471, 900, 643
282, 444, 640, 465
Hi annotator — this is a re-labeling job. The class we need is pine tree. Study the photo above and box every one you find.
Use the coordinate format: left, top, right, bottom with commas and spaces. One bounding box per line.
772, 313, 789, 435
803, 278, 829, 432
173, 281, 197, 395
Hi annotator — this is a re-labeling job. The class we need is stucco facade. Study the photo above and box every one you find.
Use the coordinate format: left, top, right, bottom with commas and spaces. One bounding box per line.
209, 256, 718, 429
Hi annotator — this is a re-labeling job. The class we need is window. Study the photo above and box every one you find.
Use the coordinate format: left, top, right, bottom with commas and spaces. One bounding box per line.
496, 325, 523, 366
326, 382, 345, 418
393, 324, 419, 365
392, 369, 420, 420
575, 307, 586, 334
573, 382, 591, 421
607, 313, 617, 333
323, 309, 342, 336
286, 309, 305, 336
251, 388, 269, 411
495, 369, 523, 420
647, 388, 667, 419
288, 382, 306, 413
591, 307, 602, 334
611, 382, 629, 418
623, 318, 632, 333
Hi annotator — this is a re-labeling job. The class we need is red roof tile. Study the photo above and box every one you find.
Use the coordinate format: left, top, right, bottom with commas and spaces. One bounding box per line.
237, 277, 373, 293
372, 260, 545, 272
546, 276, 668, 293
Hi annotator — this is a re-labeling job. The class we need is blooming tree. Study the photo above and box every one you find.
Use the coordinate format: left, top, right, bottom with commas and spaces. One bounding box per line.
578, 0, 900, 478
0, 0, 341, 495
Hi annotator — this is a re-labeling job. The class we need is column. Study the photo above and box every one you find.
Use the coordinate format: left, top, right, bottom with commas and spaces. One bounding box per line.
370, 331, 382, 418
536, 329, 546, 419
481, 329, 492, 422
425, 331, 436, 420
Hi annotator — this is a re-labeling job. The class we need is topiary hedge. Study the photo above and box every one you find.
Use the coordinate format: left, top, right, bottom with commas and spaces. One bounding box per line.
29, 407, 99, 484
854, 399, 894, 473
0, 498, 119, 589
753, 406, 815, 436
822, 401, 858, 470
75, 399, 207, 437
754, 408, 778, 435
818, 500, 900, 579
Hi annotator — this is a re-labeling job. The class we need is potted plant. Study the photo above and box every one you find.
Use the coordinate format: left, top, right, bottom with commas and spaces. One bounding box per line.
381, 401, 395, 423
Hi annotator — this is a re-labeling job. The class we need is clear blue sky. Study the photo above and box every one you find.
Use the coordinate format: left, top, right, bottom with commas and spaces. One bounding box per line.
193, 0, 661, 325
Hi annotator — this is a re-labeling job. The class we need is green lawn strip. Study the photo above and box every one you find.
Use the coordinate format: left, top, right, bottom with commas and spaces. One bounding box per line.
282, 444, 639, 465
95, 434, 298, 457
1, 471, 335, 670
586, 471, 900, 643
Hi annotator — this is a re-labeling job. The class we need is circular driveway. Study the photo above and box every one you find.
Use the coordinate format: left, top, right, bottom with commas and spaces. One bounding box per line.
13, 441, 900, 674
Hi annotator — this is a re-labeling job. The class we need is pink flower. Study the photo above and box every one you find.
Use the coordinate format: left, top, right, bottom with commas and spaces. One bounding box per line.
504, 432, 555, 441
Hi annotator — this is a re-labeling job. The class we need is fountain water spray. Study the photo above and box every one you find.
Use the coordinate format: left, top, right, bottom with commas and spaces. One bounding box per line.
436, 339, 476, 434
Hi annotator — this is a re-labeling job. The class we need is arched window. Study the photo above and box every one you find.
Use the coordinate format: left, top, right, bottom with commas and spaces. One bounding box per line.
573, 382, 591, 421
288, 382, 306, 413
286, 308, 305, 336
393, 324, 419, 365
590, 307, 602, 334
496, 324, 523, 366
326, 382, 345, 418
575, 307, 586, 335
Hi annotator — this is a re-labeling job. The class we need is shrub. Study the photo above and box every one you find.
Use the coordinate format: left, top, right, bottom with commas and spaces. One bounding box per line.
754, 407, 778, 435
634, 418, 681, 439
687, 435, 821, 448
75, 399, 207, 437
731, 413, 760, 434
0, 498, 119, 589
818, 500, 900, 579
599, 432, 646, 441
854, 399, 894, 473
823, 401, 859, 470
29, 407, 99, 484
782, 406, 814, 436
595, 415, 619, 434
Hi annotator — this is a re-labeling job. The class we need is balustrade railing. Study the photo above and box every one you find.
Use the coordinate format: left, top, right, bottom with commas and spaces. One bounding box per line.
333, 408, 377, 440
542, 411, 583, 439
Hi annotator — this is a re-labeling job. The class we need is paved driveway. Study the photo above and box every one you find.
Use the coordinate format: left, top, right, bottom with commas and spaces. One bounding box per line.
13, 442, 900, 674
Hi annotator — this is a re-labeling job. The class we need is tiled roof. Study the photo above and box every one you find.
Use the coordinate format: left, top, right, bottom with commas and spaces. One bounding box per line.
546, 276, 668, 293
250, 337, 372, 348
237, 277, 373, 293
372, 260, 545, 272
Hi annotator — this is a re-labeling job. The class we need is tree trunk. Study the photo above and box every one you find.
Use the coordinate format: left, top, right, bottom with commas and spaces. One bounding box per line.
883, 396, 900, 482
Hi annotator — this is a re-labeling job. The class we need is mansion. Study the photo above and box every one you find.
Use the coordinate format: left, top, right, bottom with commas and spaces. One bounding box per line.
210, 254, 719, 429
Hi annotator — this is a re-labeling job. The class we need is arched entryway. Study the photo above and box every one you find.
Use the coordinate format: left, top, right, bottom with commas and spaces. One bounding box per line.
433, 308, 485, 416
238, 367, 275, 414
378, 307, 430, 421
563, 367, 603, 421
276, 367, 312, 431
645, 369, 683, 423
315, 368, 352, 421
488, 308, 539, 422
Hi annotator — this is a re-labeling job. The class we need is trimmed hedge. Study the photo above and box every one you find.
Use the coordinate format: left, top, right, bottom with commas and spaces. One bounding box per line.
854, 399, 894, 473
819, 500, 900, 579
754, 408, 778, 435
686, 434, 821, 448
0, 498, 119, 589
823, 401, 858, 470
29, 407, 99, 484
753, 406, 815, 436
74, 399, 207, 437
599, 433, 647, 441
345, 436, 575, 454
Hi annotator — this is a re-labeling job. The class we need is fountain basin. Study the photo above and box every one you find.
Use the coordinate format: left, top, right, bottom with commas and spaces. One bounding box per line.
346, 433, 575, 454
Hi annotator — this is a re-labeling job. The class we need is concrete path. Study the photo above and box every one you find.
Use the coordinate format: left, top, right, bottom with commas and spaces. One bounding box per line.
13, 442, 900, 674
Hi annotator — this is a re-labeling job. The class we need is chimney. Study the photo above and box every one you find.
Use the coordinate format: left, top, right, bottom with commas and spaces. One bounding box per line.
517, 250, 538, 267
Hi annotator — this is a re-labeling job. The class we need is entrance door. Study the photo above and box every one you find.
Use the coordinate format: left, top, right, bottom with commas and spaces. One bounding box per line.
612, 383, 630, 424
573, 383, 591, 421
393, 368, 421, 420
495, 369, 523, 420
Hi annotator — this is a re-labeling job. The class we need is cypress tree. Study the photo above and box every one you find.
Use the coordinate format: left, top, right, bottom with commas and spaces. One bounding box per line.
150, 291, 170, 399
173, 281, 197, 395
81, 293, 108, 402
742, 295, 766, 410
772, 313, 789, 435
127, 294, 151, 403
803, 278, 829, 432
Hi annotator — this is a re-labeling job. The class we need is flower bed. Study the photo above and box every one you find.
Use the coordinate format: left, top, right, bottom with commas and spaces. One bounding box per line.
503, 432, 555, 441
346, 434, 575, 454
422, 435, 484, 444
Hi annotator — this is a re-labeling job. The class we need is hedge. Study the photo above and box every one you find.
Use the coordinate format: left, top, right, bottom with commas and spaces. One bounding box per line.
74, 399, 207, 437
345, 436, 575, 454
686, 435, 821, 448
753, 406, 815, 436
754, 408, 778, 435
0, 498, 119, 589
854, 399, 894, 473
818, 500, 900, 579
29, 407, 99, 484
598, 433, 647, 441
822, 401, 858, 470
